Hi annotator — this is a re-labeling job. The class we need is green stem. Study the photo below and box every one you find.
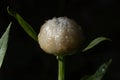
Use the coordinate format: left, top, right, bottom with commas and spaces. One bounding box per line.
57, 56, 65, 80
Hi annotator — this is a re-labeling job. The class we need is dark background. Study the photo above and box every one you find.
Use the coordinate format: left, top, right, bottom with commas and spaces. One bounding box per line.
0, 0, 120, 80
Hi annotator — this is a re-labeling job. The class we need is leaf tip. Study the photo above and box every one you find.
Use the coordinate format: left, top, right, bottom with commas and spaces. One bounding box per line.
82, 37, 112, 52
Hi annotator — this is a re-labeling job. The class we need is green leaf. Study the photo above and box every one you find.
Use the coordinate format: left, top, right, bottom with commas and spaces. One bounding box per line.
0, 22, 12, 68
82, 37, 111, 52
80, 59, 112, 80
7, 6, 38, 41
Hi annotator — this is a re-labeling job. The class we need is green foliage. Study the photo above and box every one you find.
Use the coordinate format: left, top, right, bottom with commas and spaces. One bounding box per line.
80, 59, 112, 80
0, 22, 12, 68
7, 6, 38, 41
82, 37, 111, 52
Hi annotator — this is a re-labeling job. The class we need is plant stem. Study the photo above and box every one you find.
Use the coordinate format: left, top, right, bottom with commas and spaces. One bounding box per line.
57, 56, 65, 80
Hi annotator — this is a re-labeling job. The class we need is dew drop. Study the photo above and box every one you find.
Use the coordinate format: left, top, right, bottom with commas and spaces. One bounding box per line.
102, 68, 105, 72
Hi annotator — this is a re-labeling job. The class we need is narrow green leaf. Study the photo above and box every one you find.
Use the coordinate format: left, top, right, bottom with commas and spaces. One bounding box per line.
82, 37, 111, 52
0, 22, 12, 68
7, 6, 38, 41
80, 59, 112, 80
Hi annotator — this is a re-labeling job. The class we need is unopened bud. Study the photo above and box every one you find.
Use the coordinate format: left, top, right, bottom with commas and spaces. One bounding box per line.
38, 17, 83, 56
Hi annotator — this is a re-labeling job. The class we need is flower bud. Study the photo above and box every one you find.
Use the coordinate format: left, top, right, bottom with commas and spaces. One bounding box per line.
38, 17, 83, 56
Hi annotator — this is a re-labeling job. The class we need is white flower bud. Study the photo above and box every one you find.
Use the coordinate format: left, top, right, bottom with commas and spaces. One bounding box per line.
38, 17, 83, 56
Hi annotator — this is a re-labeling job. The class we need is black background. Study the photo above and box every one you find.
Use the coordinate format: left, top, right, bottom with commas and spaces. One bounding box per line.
0, 0, 120, 80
